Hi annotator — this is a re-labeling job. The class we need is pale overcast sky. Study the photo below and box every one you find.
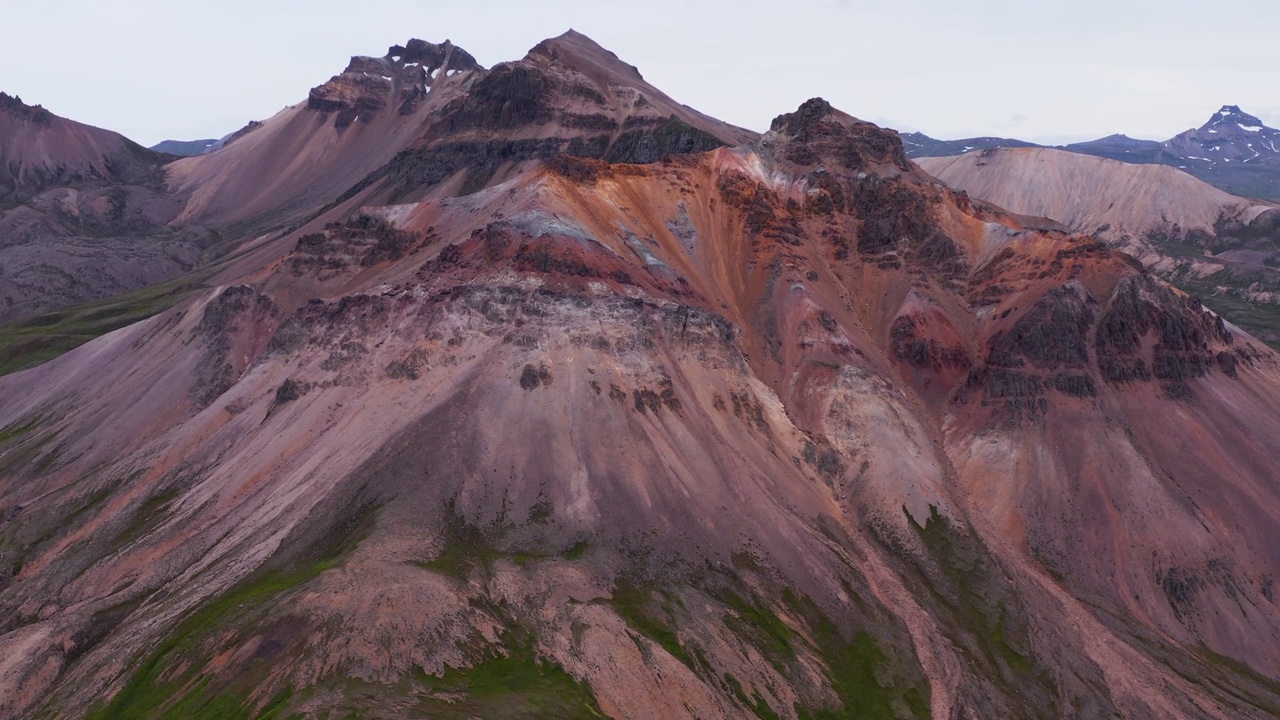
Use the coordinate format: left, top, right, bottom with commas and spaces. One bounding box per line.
4, 0, 1278, 147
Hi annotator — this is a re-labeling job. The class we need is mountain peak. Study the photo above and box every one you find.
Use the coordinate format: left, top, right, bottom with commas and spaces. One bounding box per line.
306, 37, 482, 127
387, 38, 482, 74
767, 97, 912, 173
1199, 104, 1267, 132
525, 30, 644, 83
0, 91, 53, 125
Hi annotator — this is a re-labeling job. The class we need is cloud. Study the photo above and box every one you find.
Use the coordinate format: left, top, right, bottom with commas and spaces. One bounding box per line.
997, 113, 1029, 130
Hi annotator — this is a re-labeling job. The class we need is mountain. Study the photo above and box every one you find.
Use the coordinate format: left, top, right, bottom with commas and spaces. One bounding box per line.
907, 106, 1280, 201
1062, 106, 1280, 200
0, 30, 757, 359
917, 148, 1280, 346
1166, 105, 1280, 164
916, 147, 1269, 240
150, 137, 228, 157
1061, 133, 1163, 162
1154, 105, 1280, 199
166, 31, 754, 232
3, 34, 1280, 720
899, 131, 1037, 157
0, 92, 216, 324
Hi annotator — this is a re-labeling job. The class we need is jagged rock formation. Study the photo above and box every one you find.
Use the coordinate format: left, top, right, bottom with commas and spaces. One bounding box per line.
307, 39, 482, 126
1, 33, 1280, 720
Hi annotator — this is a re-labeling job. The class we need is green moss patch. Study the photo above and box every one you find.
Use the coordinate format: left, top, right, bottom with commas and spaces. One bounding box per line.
0, 416, 40, 443
724, 672, 781, 720
413, 630, 603, 719
609, 582, 697, 670
775, 588, 927, 720
0, 274, 210, 377
84, 505, 378, 720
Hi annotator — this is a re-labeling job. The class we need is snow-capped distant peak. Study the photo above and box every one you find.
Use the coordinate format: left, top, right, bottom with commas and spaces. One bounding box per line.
1159, 104, 1280, 168
1200, 105, 1267, 132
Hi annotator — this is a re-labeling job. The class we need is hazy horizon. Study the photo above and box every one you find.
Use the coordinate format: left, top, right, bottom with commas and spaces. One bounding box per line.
5, 0, 1278, 147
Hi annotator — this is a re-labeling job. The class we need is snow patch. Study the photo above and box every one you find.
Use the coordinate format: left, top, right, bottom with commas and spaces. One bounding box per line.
1239, 124, 1263, 132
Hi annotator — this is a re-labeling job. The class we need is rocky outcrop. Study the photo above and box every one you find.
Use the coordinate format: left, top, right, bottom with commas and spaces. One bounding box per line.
1096, 274, 1239, 398
289, 214, 432, 279
0, 92, 53, 126
307, 39, 483, 128
768, 97, 912, 172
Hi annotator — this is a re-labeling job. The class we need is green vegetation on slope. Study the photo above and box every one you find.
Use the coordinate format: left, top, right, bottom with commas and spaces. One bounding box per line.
411, 627, 604, 720
775, 587, 928, 720
906, 506, 1038, 676
0, 275, 209, 377
903, 504, 1056, 715
608, 561, 929, 720
1176, 276, 1280, 350
609, 582, 698, 670
83, 505, 380, 720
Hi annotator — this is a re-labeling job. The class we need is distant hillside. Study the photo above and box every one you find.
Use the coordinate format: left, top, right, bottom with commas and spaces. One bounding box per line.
903, 105, 1280, 201
0, 92, 215, 321
898, 131, 1037, 157
150, 137, 225, 156
919, 147, 1280, 346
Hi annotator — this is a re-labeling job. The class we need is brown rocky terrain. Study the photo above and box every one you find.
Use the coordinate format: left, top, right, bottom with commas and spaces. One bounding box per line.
1, 34, 1280, 720
918, 148, 1280, 347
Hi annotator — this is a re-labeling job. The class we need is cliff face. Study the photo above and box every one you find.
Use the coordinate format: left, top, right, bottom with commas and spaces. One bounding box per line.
1, 34, 1280, 720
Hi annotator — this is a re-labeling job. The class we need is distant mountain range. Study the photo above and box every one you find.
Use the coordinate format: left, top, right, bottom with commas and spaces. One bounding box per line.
905, 106, 1280, 200
150, 136, 228, 156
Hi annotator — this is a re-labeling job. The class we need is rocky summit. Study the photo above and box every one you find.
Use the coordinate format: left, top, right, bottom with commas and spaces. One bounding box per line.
2, 31, 1280, 720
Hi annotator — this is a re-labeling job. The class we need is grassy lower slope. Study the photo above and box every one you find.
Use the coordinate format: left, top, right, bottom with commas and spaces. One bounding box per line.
0, 270, 216, 377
